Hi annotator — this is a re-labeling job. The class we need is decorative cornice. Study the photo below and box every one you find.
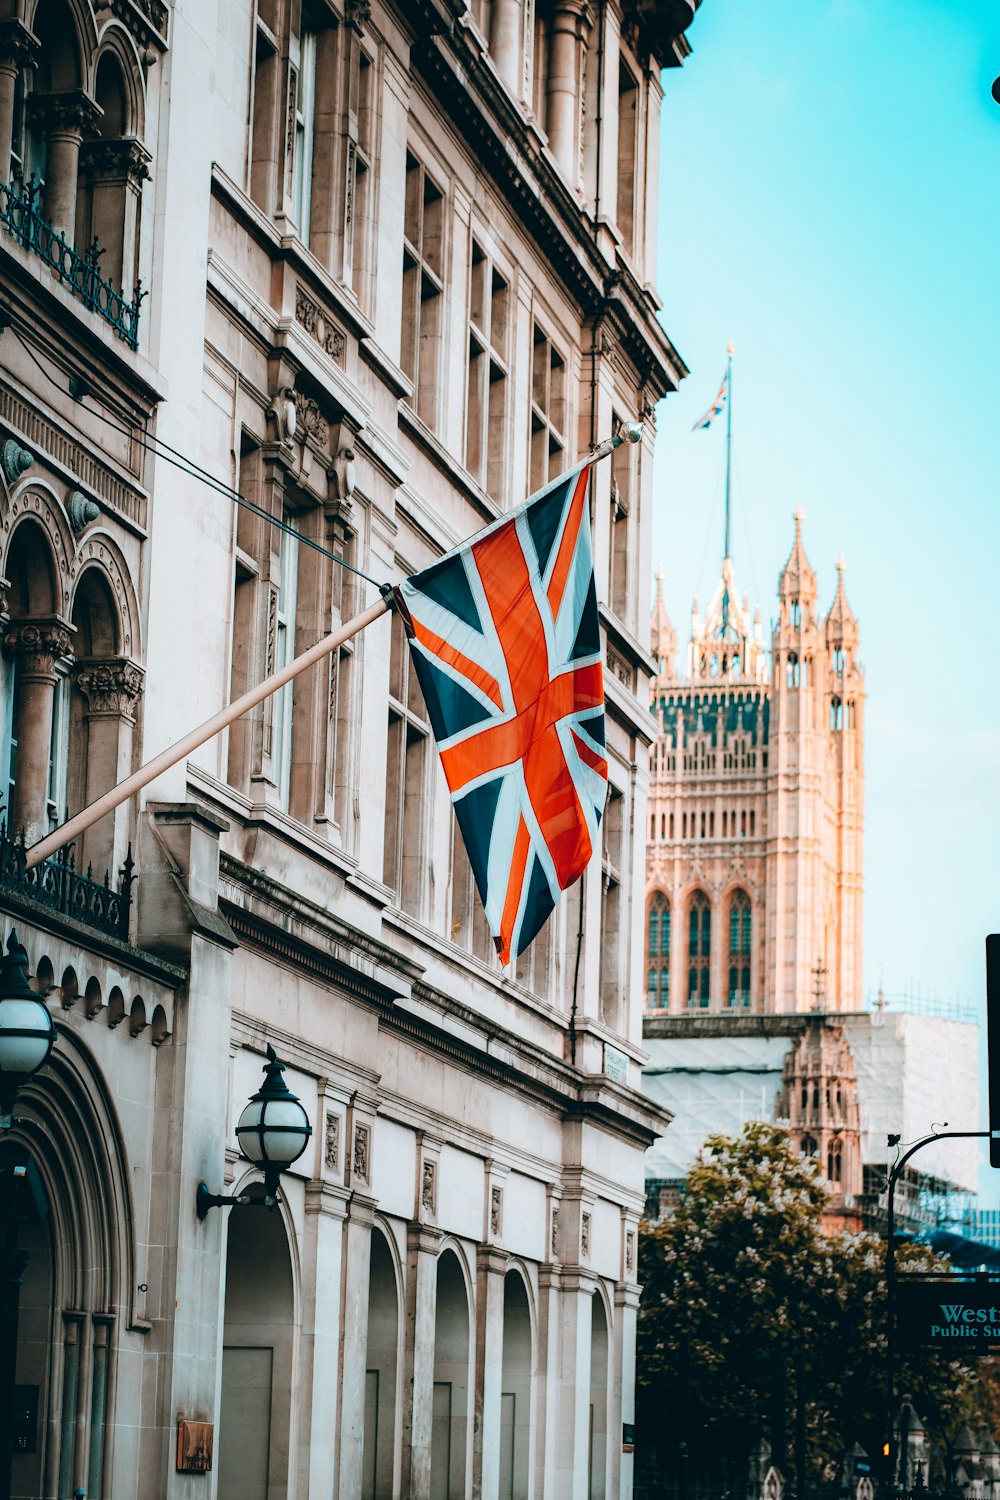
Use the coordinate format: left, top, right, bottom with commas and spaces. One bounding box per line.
76, 657, 144, 716
95, 0, 169, 53
27, 89, 102, 136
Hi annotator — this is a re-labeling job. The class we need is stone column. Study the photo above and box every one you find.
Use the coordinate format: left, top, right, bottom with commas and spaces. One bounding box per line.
556, 1270, 596, 1500
28, 90, 100, 243
473, 1244, 509, 1498
0, 19, 38, 179
399, 1222, 442, 1500
545, 0, 588, 181
489, 0, 522, 94
614, 1281, 640, 1500
336, 1190, 377, 1499
2, 619, 73, 845
75, 657, 144, 877
299, 1180, 350, 1498
78, 136, 151, 290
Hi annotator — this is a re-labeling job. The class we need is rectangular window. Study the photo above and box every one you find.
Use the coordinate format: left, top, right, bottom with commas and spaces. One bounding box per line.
530, 322, 566, 493
344, 45, 375, 304
401, 152, 445, 431
616, 61, 639, 259
608, 413, 636, 622
599, 786, 624, 1031
383, 609, 429, 915
292, 28, 318, 241
272, 512, 299, 807
466, 239, 510, 503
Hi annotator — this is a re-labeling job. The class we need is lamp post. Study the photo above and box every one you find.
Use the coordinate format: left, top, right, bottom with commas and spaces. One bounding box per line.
0, 929, 55, 1500
197, 1045, 312, 1218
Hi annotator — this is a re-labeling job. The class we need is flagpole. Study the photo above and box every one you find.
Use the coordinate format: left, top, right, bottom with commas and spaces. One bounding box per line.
24, 423, 641, 874
24, 593, 392, 870
723, 342, 733, 562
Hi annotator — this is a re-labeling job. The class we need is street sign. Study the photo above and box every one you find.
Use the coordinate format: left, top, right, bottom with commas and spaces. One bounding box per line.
897, 1279, 1000, 1355
986, 936, 1000, 1166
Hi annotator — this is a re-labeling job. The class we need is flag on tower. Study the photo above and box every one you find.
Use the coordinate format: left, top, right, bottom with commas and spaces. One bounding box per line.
397, 463, 608, 965
692, 368, 728, 431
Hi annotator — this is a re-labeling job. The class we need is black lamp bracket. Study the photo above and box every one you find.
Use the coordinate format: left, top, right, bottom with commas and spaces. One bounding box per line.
196, 1180, 281, 1220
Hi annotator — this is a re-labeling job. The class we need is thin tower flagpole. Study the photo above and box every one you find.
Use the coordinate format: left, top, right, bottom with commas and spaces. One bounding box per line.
724, 341, 733, 562
24, 425, 643, 872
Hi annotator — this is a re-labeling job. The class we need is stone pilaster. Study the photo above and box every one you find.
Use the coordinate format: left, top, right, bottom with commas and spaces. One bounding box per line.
74, 656, 144, 876
545, 0, 590, 183
78, 135, 151, 290
473, 1243, 509, 1499
399, 1221, 442, 1500
335, 1191, 377, 1499
299, 1180, 350, 1498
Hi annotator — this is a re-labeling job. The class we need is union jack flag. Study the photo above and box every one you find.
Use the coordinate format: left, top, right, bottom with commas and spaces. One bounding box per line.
397, 463, 608, 965
692, 368, 728, 431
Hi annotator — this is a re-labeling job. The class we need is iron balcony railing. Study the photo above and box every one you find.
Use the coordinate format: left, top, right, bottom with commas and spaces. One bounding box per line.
0, 819, 135, 944
0, 174, 144, 349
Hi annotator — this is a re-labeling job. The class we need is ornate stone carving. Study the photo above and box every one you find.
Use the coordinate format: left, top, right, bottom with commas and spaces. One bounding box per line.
324, 1112, 340, 1171
345, 0, 372, 32
581, 1211, 591, 1259
329, 445, 356, 501
421, 1159, 436, 1213
550, 1202, 559, 1257
0, 19, 40, 72
27, 89, 101, 137
626, 1229, 635, 1275
491, 1185, 503, 1237
2, 439, 33, 483
267, 386, 297, 445
292, 391, 329, 447
79, 136, 153, 188
94, 0, 169, 49
353, 1122, 370, 1183
295, 285, 346, 366
3, 620, 73, 676
67, 490, 100, 533
76, 658, 144, 716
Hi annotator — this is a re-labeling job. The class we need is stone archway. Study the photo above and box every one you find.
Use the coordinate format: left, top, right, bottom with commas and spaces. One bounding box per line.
431, 1248, 472, 1500
589, 1291, 609, 1499
217, 1188, 295, 1500
362, 1225, 400, 1500
500, 1269, 532, 1500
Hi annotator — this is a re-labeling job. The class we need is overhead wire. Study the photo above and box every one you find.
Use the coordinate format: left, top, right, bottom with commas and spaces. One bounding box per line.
7, 323, 385, 589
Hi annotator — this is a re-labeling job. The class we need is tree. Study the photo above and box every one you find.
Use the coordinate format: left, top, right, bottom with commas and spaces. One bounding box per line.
637, 1122, 973, 1483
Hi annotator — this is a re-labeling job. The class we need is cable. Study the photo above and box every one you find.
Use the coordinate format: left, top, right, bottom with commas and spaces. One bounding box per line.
8, 324, 385, 589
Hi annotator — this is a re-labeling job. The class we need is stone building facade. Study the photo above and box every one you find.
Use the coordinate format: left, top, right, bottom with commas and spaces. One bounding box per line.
642, 529, 978, 1228
0, 0, 701, 1496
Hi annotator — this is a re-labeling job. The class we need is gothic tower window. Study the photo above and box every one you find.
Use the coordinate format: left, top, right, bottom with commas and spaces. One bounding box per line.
827, 1139, 842, 1183
800, 1134, 817, 1157
830, 696, 843, 731
686, 890, 710, 1007
727, 889, 751, 1007
786, 652, 799, 688
646, 892, 670, 1009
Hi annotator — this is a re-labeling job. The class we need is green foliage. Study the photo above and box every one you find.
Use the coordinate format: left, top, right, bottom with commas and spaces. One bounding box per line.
637, 1122, 973, 1480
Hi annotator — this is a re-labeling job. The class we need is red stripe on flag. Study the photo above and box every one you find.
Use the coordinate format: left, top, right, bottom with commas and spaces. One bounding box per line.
410, 618, 503, 711
498, 815, 531, 965
571, 728, 608, 782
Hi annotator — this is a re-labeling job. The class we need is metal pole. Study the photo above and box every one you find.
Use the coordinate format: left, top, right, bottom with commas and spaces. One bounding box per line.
24, 594, 392, 869
884, 1130, 988, 1487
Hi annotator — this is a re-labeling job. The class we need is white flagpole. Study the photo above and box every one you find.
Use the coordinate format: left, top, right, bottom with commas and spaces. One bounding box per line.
24, 421, 644, 874
24, 594, 391, 870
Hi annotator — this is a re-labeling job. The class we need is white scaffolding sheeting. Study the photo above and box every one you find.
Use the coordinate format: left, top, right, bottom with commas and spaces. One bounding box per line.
842, 1013, 979, 1190
643, 1035, 794, 1180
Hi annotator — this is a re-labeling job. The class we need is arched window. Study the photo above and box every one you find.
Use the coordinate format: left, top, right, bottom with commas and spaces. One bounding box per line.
800, 1134, 817, 1157
827, 1140, 842, 1183
791, 599, 801, 629
786, 652, 799, 688
646, 893, 670, 1010
727, 889, 751, 1006
830, 696, 843, 730
686, 891, 710, 1008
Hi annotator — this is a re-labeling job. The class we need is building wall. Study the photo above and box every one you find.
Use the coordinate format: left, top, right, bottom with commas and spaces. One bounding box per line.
0, 0, 702, 1495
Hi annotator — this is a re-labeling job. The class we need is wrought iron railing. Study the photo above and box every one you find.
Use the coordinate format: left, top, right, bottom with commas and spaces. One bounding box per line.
0, 820, 135, 943
0, 174, 144, 349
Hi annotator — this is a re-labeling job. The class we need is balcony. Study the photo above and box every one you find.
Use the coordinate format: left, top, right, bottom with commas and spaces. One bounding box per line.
0, 174, 144, 349
0, 820, 135, 944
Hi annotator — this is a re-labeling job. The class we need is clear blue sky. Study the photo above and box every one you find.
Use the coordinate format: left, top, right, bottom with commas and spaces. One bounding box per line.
652, 0, 1000, 1023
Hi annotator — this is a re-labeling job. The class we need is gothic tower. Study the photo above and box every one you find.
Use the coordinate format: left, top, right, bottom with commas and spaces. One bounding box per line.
646, 511, 865, 1015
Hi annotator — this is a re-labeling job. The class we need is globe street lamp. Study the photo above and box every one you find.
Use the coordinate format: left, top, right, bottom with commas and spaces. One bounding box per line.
197, 1045, 312, 1218
0, 930, 54, 1134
